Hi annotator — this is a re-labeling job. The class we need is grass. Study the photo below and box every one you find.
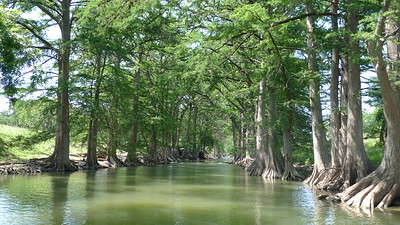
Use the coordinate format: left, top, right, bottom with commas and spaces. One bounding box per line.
0, 124, 53, 163
0, 124, 85, 163
364, 138, 384, 167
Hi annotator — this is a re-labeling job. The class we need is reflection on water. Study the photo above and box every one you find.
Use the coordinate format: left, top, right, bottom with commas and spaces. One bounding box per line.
0, 163, 399, 225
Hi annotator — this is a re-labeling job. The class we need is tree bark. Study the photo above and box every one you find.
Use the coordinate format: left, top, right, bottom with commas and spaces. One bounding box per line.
264, 84, 284, 179
149, 124, 158, 164
248, 78, 268, 176
84, 55, 104, 169
127, 51, 142, 164
340, 0, 373, 189
314, 0, 344, 189
304, 1, 330, 185
46, 0, 76, 171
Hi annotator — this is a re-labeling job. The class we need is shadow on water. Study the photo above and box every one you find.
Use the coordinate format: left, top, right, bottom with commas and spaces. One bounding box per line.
0, 164, 400, 224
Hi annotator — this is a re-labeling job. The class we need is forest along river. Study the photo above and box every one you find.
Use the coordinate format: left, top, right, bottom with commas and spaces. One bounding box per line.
1, 163, 400, 225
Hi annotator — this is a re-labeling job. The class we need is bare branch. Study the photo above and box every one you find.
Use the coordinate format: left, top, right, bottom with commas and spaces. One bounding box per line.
16, 20, 58, 52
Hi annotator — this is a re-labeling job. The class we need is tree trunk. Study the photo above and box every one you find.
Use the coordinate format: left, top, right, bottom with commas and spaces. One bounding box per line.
264, 85, 284, 179
46, 0, 76, 171
340, 0, 400, 208
127, 51, 142, 164
248, 78, 268, 176
340, 0, 373, 189
149, 124, 158, 165
304, 2, 330, 185
193, 105, 198, 159
314, 0, 344, 189
84, 55, 104, 169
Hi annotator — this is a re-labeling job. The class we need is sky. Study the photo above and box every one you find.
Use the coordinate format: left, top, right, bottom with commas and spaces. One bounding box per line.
0, 95, 10, 112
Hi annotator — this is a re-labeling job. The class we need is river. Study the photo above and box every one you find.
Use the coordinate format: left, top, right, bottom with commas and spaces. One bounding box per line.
0, 163, 399, 224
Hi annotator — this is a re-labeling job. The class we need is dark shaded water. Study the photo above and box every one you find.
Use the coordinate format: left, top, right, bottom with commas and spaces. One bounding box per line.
0, 163, 399, 224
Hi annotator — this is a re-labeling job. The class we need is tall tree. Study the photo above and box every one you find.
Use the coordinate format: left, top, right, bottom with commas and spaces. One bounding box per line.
248, 77, 268, 176
304, 1, 331, 185
338, 0, 373, 188
7, 0, 78, 171
340, 0, 400, 208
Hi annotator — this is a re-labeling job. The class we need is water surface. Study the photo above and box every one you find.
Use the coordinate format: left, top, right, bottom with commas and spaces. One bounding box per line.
0, 163, 399, 224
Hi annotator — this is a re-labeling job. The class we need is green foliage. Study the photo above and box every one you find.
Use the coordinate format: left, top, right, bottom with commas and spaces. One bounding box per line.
1, 0, 394, 170
0, 8, 26, 99
10, 99, 56, 129
0, 124, 52, 161
364, 138, 384, 166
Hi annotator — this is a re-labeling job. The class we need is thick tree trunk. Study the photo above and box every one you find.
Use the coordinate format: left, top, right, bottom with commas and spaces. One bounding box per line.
85, 117, 100, 169
264, 85, 284, 179
314, 0, 344, 189
304, 2, 330, 185
266, 27, 299, 180
107, 123, 125, 167
340, 0, 374, 189
46, 0, 76, 172
248, 78, 268, 176
340, 0, 400, 208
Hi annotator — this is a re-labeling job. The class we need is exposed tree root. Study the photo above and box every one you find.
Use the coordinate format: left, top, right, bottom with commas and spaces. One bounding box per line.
233, 155, 253, 168
247, 157, 283, 179
304, 166, 327, 186
247, 158, 265, 176
108, 155, 127, 167
316, 167, 344, 190
263, 167, 282, 179
339, 169, 400, 208
282, 166, 303, 181
45, 159, 78, 172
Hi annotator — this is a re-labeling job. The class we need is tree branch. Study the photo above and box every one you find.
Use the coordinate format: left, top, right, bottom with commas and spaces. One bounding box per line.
270, 12, 339, 28
16, 20, 58, 52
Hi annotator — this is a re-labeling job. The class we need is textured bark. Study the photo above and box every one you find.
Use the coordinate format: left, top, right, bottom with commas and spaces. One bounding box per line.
304, 2, 330, 185
149, 124, 158, 164
107, 123, 125, 167
264, 85, 284, 179
46, 0, 76, 172
340, 0, 400, 208
266, 30, 299, 180
340, 0, 374, 189
127, 51, 142, 164
248, 78, 268, 176
84, 55, 104, 169
328, 0, 341, 172
233, 112, 252, 166
314, 0, 344, 189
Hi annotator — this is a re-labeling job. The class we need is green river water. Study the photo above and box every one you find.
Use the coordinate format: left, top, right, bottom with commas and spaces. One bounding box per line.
0, 163, 400, 225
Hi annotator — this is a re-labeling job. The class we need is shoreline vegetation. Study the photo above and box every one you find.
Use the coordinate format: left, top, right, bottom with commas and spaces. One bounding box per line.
0, 123, 375, 177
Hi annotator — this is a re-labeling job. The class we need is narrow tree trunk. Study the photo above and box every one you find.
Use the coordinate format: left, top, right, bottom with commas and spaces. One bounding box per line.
304, 2, 330, 185
175, 108, 186, 159
340, 1, 400, 208
85, 55, 104, 169
193, 105, 198, 159
149, 124, 158, 165
127, 51, 142, 164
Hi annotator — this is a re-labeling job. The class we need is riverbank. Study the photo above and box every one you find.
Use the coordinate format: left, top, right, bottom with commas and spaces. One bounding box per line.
0, 153, 229, 175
